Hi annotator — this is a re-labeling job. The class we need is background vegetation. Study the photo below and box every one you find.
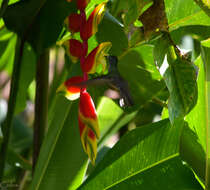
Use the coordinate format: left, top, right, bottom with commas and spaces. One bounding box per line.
0, 0, 209, 189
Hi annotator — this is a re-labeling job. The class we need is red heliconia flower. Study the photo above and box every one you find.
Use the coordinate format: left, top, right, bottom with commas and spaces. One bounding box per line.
56, 76, 84, 100
69, 39, 84, 58
81, 42, 112, 74
80, 3, 106, 41
64, 39, 85, 63
68, 13, 83, 33
78, 91, 99, 164
77, 0, 90, 11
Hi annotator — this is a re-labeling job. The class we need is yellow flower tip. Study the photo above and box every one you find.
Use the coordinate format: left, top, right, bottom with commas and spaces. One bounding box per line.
79, 111, 100, 139
93, 2, 106, 31
56, 83, 81, 101
96, 42, 112, 72
79, 117, 98, 164
86, 129, 97, 165
80, 2, 107, 41
82, 42, 112, 74
57, 76, 84, 101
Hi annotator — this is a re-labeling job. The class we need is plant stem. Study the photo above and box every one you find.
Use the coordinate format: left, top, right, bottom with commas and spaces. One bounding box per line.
0, 36, 25, 181
0, 0, 9, 19
152, 97, 168, 108
33, 50, 49, 174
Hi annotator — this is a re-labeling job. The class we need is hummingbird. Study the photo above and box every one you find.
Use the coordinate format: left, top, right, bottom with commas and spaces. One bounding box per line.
73, 55, 134, 107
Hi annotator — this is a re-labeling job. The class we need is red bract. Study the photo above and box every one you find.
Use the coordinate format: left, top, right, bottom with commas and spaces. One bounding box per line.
80, 3, 106, 41
78, 91, 99, 164
77, 0, 90, 11
79, 91, 97, 120
59, 1, 111, 164
82, 42, 112, 74
68, 13, 83, 33
57, 76, 84, 100
69, 39, 84, 58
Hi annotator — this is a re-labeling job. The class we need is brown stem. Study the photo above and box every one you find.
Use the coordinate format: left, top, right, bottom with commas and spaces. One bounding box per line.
33, 50, 49, 174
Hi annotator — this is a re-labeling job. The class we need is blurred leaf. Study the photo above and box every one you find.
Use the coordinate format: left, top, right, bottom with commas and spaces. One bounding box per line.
3, 0, 76, 54
31, 96, 87, 190
97, 97, 123, 137
0, 32, 16, 72
7, 148, 32, 170
201, 38, 210, 47
26, 0, 76, 54
78, 119, 198, 189
110, 0, 152, 27
15, 42, 36, 114
0, 26, 13, 41
96, 12, 128, 56
134, 102, 162, 126
3, 0, 48, 36
10, 117, 33, 151
96, 97, 137, 146
165, 0, 210, 31
170, 26, 210, 44
164, 50, 198, 124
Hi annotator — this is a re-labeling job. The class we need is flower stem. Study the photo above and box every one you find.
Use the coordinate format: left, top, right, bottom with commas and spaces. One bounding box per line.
0, 36, 25, 181
33, 50, 49, 174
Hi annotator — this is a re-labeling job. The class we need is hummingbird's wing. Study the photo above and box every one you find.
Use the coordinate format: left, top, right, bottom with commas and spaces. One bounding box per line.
71, 75, 114, 88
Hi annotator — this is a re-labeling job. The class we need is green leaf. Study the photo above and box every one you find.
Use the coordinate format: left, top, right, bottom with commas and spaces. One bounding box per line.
3, 0, 76, 54
107, 157, 202, 190
185, 56, 207, 151
27, 0, 76, 54
164, 49, 198, 123
170, 26, 210, 44
0, 32, 16, 73
201, 38, 210, 47
3, 0, 48, 36
10, 117, 32, 151
7, 148, 32, 171
200, 45, 210, 188
165, 0, 210, 31
96, 97, 138, 146
31, 96, 87, 190
96, 12, 128, 56
78, 119, 200, 189
110, 0, 152, 27
15, 42, 36, 114
153, 33, 170, 68
180, 123, 207, 182
97, 97, 123, 138
193, 0, 210, 17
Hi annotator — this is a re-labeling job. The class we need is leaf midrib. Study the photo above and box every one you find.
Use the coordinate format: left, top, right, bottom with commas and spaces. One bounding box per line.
103, 153, 179, 190
168, 10, 206, 30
